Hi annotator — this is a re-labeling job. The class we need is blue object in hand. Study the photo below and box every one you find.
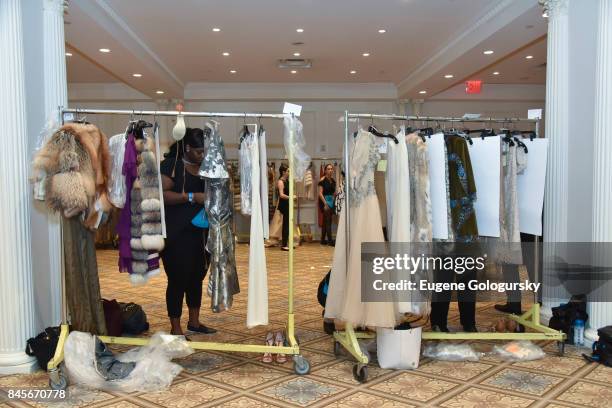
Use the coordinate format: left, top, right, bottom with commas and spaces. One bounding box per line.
191, 208, 209, 228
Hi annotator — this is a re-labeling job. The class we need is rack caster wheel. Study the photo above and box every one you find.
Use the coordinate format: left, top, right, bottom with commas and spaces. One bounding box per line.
333, 341, 342, 356
352, 363, 369, 383
293, 355, 310, 375
557, 341, 565, 356
48, 368, 67, 391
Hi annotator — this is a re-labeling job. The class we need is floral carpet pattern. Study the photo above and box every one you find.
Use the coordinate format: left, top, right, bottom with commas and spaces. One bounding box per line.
1, 244, 611, 407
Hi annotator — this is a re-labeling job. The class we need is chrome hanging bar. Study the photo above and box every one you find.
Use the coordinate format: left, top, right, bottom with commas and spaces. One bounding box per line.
62, 108, 288, 119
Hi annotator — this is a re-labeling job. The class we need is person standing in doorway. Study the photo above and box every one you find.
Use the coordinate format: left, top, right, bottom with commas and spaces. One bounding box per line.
160, 128, 216, 336
318, 164, 336, 245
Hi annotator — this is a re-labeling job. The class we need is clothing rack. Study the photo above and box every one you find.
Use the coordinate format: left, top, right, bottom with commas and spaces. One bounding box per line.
47, 107, 310, 390
334, 111, 563, 383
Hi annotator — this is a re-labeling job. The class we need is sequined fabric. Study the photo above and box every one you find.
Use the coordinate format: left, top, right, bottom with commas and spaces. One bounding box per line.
201, 128, 239, 312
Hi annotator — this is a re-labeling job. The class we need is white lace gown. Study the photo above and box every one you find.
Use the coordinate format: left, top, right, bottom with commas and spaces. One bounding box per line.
245, 133, 268, 327
325, 130, 398, 328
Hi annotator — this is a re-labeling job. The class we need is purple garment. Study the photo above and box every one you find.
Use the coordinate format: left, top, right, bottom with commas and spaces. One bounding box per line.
117, 133, 138, 273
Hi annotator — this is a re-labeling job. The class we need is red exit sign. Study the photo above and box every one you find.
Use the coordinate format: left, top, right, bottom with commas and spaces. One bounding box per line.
465, 80, 483, 94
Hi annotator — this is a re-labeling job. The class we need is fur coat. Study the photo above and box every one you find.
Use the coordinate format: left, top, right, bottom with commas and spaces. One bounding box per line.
33, 123, 113, 229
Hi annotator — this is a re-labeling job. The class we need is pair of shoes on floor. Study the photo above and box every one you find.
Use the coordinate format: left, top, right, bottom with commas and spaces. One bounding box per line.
431, 325, 449, 333
494, 317, 525, 333
327, 240, 335, 246
262, 331, 287, 363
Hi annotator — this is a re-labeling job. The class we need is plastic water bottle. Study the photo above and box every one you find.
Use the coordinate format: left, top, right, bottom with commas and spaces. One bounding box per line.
574, 319, 585, 346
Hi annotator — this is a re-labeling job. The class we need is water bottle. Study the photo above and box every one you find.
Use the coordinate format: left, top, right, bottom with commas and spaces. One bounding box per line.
574, 319, 585, 346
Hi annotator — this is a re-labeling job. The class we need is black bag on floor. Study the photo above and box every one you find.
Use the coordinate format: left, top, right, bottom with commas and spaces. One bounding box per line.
584, 326, 612, 366
119, 302, 149, 335
25, 326, 60, 370
548, 294, 588, 344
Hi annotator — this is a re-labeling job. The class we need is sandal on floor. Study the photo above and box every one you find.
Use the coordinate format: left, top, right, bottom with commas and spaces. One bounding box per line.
275, 331, 287, 363
262, 332, 274, 363
281, 246, 289, 251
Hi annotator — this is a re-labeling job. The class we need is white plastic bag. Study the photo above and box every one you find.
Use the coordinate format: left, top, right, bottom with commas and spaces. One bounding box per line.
64, 331, 193, 392
107, 133, 127, 208
493, 340, 545, 361
283, 115, 311, 180
377, 327, 422, 369
423, 342, 484, 361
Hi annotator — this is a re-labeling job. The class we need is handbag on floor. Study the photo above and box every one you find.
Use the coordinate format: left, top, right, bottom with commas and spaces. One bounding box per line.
25, 326, 61, 370
584, 325, 612, 366
119, 302, 149, 335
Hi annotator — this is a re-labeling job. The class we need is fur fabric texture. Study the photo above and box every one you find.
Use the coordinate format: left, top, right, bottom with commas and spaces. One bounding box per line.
33, 123, 112, 230
141, 223, 162, 235
140, 187, 160, 200
130, 238, 144, 250
141, 199, 161, 212
132, 261, 148, 274
129, 273, 146, 285
141, 235, 165, 251
131, 250, 149, 261
142, 211, 161, 222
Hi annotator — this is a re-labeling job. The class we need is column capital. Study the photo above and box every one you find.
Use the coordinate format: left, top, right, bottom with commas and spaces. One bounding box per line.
539, 0, 569, 18
43, 0, 68, 13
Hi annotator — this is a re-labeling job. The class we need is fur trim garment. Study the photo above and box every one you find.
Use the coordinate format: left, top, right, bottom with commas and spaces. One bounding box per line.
142, 211, 161, 222
141, 223, 162, 235
141, 235, 165, 251
130, 238, 144, 251
141, 199, 161, 212
33, 123, 112, 230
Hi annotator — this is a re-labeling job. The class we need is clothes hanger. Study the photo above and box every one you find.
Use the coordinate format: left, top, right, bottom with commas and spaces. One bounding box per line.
367, 123, 399, 144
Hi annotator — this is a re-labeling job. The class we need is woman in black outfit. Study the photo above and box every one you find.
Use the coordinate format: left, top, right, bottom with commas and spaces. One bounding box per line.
318, 164, 336, 245
277, 164, 291, 251
160, 128, 216, 336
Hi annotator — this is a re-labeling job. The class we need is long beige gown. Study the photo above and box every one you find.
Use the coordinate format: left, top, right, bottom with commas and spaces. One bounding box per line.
324, 130, 398, 328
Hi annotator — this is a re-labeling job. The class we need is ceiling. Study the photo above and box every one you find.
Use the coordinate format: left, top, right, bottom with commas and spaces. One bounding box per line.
65, 0, 547, 99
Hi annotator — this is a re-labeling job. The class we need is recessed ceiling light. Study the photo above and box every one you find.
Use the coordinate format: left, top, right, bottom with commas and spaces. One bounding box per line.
493, 71, 500, 75
212, 27, 221, 32
378, 29, 386, 33
419, 90, 427, 94
296, 28, 304, 33
362, 52, 370, 57
155, 90, 164, 94
444, 74, 454, 79
65, 52, 72, 57
99, 48, 110, 53
132, 73, 142, 78
230, 69, 237, 74
291, 70, 297, 74
293, 52, 301, 57
222, 52, 230, 56
483, 50, 494, 55
526, 55, 534, 59
350, 70, 357, 74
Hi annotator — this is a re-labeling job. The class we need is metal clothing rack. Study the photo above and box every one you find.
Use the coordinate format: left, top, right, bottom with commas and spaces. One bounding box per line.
334, 111, 564, 383
46, 107, 310, 390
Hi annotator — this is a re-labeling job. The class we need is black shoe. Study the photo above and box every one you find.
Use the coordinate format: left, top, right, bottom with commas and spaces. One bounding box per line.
327, 240, 335, 246
494, 303, 523, 315
323, 321, 335, 335
186, 324, 217, 334
463, 325, 478, 333
320, 240, 328, 245
431, 325, 449, 333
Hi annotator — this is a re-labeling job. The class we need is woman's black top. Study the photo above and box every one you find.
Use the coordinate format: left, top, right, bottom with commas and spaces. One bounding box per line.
318, 177, 336, 209
160, 157, 205, 241
277, 178, 289, 212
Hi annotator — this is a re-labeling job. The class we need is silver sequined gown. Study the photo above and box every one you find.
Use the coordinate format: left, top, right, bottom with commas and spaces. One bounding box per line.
199, 126, 240, 312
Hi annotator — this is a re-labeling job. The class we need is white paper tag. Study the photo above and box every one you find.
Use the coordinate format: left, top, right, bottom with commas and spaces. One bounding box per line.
377, 159, 387, 172
63, 112, 74, 122
462, 113, 481, 120
283, 102, 302, 117
528, 109, 542, 119
378, 138, 388, 154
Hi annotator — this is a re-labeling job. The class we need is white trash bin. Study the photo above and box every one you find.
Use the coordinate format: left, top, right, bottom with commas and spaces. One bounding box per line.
376, 326, 422, 369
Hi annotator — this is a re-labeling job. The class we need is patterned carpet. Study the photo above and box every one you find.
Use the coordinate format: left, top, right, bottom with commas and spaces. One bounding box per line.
1, 243, 611, 408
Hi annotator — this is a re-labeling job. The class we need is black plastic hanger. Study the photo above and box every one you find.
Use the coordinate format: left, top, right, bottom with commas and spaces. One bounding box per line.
368, 124, 399, 144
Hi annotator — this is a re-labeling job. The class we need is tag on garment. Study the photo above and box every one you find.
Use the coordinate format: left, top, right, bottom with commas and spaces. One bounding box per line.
377, 159, 387, 172
528, 109, 542, 119
283, 102, 302, 117
378, 138, 388, 154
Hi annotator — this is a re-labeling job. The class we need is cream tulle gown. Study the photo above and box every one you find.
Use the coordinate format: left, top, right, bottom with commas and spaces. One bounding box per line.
324, 130, 398, 328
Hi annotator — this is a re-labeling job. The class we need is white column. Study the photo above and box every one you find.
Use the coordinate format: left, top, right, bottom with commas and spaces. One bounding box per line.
43, 0, 68, 328
539, 0, 571, 322
586, 0, 612, 345
0, 0, 38, 374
